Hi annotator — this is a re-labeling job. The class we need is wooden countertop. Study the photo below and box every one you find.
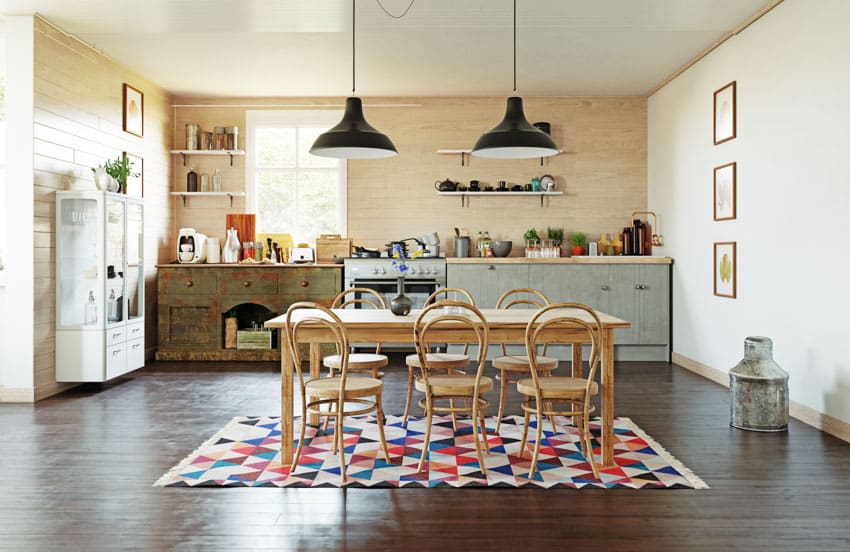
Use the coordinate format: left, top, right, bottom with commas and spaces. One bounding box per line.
446, 256, 673, 265
156, 262, 343, 268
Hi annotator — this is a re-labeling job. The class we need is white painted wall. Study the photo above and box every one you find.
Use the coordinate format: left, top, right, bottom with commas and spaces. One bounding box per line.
648, 0, 850, 425
0, 16, 34, 393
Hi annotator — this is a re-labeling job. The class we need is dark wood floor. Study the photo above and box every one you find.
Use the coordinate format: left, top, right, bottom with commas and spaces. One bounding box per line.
2, 356, 849, 551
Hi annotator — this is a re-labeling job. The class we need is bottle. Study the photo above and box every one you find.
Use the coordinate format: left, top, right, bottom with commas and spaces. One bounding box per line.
187, 168, 198, 192
633, 219, 645, 256
622, 227, 633, 256
212, 169, 222, 192
200, 173, 210, 192
107, 289, 119, 322
84, 290, 97, 325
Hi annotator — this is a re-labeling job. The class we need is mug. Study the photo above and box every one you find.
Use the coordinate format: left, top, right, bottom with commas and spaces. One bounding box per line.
498, 180, 507, 190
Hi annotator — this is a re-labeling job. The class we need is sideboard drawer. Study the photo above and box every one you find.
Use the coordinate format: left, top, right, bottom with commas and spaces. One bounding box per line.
159, 268, 216, 296
218, 269, 278, 296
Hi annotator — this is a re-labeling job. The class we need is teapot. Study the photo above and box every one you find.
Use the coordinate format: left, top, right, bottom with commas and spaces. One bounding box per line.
434, 178, 457, 192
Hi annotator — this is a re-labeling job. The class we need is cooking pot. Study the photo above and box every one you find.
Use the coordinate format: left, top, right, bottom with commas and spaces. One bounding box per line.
434, 178, 457, 192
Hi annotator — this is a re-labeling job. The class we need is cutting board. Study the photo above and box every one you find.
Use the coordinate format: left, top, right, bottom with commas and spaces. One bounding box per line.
225, 214, 256, 245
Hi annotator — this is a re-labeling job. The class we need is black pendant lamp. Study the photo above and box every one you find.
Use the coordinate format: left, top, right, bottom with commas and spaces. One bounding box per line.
311, 0, 397, 159
471, 0, 559, 159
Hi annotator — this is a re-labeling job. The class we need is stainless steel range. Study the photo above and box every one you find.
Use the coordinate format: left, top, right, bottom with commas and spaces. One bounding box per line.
343, 257, 447, 311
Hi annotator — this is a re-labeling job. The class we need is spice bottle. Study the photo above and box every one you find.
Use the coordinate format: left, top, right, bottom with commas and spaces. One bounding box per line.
187, 168, 198, 192
212, 169, 222, 192
200, 173, 210, 192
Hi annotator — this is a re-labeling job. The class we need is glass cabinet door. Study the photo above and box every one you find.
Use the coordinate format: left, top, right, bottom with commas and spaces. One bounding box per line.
105, 196, 126, 326
57, 196, 101, 328
126, 199, 144, 321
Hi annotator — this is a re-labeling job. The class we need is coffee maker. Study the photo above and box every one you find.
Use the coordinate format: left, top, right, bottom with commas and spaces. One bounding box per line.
177, 228, 208, 263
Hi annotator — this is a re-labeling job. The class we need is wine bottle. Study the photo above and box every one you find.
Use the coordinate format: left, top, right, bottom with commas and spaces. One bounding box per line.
187, 168, 198, 192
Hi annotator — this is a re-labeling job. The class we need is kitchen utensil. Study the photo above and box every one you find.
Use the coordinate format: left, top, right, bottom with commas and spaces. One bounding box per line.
533, 121, 551, 135
454, 227, 460, 237
511, 185, 522, 191
453, 236, 471, 257
491, 240, 513, 257
352, 246, 380, 258
434, 178, 457, 192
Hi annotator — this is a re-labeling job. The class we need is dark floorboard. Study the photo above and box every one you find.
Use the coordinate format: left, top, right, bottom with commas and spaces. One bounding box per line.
1, 356, 849, 551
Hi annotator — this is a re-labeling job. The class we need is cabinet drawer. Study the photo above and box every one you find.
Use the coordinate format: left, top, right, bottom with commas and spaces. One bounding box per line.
218, 269, 278, 295
159, 268, 216, 296
126, 337, 145, 370
106, 326, 125, 346
126, 320, 144, 341
281, 268, 341, 298
105, 343, 126, 379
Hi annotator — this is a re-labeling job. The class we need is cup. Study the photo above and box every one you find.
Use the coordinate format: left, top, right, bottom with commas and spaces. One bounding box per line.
498, 180, 507, 190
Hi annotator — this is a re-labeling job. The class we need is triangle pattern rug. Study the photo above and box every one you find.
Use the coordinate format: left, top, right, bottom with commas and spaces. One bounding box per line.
154, 415, 708, 489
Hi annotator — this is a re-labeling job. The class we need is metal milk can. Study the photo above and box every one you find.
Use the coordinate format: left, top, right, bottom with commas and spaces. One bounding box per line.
729, 336, 789, 432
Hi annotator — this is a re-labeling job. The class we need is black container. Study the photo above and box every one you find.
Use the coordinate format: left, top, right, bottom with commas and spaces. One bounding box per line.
187, 168, 198, 192
633, 219, 645, 256
622, 227, 633, 256
533, 121, 551, 135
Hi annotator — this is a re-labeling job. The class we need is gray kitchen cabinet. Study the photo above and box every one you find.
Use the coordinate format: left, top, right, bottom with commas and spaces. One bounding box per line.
529, 264, 582, 303
447, 263, 528, 307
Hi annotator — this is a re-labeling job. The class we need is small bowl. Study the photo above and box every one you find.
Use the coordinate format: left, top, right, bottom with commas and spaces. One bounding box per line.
491, 241, 512, 257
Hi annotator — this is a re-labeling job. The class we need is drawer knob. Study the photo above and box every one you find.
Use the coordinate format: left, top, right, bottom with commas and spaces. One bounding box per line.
243, 281, 251, 287
185, 280, 193, 287
132, 343, 141, 349
300, 280, 309, 287
132, 328, 141, 334
112, 333, 121, 339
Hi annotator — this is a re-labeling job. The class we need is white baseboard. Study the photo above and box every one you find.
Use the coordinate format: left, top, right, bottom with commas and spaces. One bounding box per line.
672, 352, 850, 444
0, 386, 35, 402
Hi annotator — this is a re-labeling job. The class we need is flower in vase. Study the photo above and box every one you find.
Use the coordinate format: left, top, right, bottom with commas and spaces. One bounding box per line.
391, 244, 422, 277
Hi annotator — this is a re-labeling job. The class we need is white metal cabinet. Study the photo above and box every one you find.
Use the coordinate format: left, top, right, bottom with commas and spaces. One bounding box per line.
55, 191, 145, 382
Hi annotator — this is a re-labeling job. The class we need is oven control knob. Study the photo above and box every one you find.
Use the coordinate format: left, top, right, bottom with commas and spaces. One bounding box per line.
409, 267, 417, 275
380, 267, 387, 274
422, 267, 430, 275
371, 267, 379, 275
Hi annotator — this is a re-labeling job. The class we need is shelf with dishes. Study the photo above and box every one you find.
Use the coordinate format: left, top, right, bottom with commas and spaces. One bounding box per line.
437, 190, 562, 208
170, 191, 245, 207
437, 149, 564, 167
170, 149, 246, 166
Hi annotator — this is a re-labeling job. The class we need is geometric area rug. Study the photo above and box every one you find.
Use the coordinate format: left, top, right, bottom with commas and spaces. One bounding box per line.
155, 415, 708, 489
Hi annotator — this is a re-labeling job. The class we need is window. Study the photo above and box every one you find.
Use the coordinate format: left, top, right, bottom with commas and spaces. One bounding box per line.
246, 110, 346, 246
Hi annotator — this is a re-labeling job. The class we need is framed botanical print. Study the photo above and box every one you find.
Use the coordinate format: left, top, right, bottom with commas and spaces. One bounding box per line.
714, 241, 737, 298
713, 81, 736, 145
714, 162, 736, 221
122, 83, 144, 137
123, 152, 143, 197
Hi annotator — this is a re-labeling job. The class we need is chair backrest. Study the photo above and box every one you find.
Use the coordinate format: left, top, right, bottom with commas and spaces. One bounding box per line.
285, 301, 349, 393
332, 287, 387, 310
524, 302, 603, 395
413, 299, 489, 394
424, 287, 476, 307
496, 287, 550, 310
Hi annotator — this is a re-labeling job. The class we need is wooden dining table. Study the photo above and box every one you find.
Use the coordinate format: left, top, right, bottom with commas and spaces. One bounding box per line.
265, 307, 631, 468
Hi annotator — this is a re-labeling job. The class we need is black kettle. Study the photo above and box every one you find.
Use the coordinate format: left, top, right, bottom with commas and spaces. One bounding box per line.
434, 178, 457, 192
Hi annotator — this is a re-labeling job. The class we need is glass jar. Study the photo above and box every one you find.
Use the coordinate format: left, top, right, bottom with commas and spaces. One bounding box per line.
225, 126, 239, 150
242, 241, 254, 261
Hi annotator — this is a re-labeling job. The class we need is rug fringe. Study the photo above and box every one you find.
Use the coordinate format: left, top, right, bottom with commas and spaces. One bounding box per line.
617, 417, 710, 489
153, 416, 249, 487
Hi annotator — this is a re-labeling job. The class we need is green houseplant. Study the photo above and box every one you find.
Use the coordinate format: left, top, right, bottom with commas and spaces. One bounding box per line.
570, 232, 587, 257
92, 155, 138, 193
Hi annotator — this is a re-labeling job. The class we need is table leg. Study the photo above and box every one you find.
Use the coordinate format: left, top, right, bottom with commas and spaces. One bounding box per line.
601, 328, 615, 467
308, 343, 321, 425
572, 343, 582, 378
280, 328, 293, 466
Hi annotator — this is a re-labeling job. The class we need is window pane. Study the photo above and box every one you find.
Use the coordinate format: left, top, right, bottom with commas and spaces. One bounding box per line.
297, 170, 339, 242
255, 128, 296, 167
255, 170, 296, 234
297, 127, 338, 168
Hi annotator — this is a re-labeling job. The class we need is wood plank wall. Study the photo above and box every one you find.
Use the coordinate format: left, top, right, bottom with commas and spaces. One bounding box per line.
32, 17, 173, 399
171, 96, 646, 254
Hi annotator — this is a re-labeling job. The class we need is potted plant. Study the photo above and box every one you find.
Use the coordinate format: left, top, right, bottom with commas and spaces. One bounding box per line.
92, 155, 138, 193
547, 226, 564, 256
523, 228, 540, 257
570, 232, 587, 256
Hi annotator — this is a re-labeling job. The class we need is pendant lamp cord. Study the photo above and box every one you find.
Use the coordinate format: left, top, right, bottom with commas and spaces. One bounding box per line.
376, 0, 415, 19
352, 0, 356, 95
513, 0, 517, 95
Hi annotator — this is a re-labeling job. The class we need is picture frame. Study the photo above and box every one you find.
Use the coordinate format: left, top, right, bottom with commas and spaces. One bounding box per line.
714, 241, 737, 298
122, 83, 144, 137
714, 162, 736, 221
713, 81, 736, 145
123, 152, 143, 198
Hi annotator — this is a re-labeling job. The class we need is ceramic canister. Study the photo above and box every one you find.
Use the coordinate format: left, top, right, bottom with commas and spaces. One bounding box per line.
206, 237, 221, 264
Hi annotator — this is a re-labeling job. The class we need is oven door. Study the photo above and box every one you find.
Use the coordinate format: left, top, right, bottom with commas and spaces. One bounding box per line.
349, 279, 441, 311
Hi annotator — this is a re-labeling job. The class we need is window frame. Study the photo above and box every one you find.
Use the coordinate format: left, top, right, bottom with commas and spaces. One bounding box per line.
245, 109, 347, 241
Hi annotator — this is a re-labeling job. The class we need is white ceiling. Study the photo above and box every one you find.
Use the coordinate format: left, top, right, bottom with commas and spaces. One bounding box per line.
2, 0, 774, 98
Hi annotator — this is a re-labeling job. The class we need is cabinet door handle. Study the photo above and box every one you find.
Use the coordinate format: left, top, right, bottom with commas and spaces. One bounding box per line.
300, 280, 309, 287
601, 285, 610, 291
635, 284, 648, 290
112, 349, 122, 356
112, 333, 121, 339
132, 343, 141, 349
185, 280, 193, 287
243, 281, 251, 287
487, 265, 495, 271
132, 327, 141, 334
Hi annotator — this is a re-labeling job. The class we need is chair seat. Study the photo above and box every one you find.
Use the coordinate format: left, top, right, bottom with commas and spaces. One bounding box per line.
517, 376, 598, 398
492, 355, 558, 372
415, 375, 494, 396
305, 376, 383, 399
406, 352, 469, 369
323, 353, 388, 370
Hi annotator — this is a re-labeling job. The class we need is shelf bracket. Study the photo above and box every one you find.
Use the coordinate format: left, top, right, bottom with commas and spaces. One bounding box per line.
227, 193, 235, 207
180, 153, 187, 167
229, 153, 235, 166
181, 194, 187, 207
461, 152, 468, 167
540, 194, 544, 208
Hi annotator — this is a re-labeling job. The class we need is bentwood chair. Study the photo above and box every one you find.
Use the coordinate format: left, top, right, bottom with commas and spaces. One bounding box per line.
412, 299, 493, 473
323, 288, 389, 379
285, 302, 390, 483
402, 287, 476, 427
516, 302, 603, 479
491, 288, 558, 433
